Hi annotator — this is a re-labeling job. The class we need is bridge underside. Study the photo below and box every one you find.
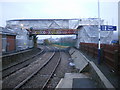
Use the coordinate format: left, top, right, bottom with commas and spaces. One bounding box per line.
29, 29, 78, 35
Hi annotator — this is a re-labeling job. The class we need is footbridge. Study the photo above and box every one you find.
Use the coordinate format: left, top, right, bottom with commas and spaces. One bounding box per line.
6, 19, 81, 35
5, 18, 111, 48
6, 18, 100, 35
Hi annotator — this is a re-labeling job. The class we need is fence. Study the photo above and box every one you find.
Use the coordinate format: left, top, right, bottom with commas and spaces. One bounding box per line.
80, 42, 120, 75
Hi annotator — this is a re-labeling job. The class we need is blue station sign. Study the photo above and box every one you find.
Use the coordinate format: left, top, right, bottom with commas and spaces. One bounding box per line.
100, 25, 117, 31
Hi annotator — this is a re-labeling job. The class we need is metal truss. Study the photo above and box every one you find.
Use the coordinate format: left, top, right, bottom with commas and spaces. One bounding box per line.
5, 18, 103, 35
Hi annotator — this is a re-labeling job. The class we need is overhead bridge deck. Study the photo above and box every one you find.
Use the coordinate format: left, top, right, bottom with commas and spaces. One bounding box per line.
6, 19, 81, 35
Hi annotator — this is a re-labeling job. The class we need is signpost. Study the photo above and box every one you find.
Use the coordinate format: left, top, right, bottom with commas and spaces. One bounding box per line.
100, 25, 117, 31
98, 25, 117, 64
98, 0, 101, 65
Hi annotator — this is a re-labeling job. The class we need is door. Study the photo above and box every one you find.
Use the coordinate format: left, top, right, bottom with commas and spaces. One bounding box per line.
7, 35, 16, 52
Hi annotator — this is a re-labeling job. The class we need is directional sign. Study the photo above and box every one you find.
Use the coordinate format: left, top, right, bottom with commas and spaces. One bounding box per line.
100, 25, 117, 31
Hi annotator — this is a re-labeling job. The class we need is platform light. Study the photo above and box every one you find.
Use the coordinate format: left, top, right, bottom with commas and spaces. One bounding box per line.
20, 24, 24, 30
20, 24, 28, 30
20, 24, 24, 27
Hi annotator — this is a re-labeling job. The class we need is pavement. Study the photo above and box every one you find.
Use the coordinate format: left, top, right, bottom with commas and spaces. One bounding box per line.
72, 78, 97, 88
55, 73, 91, 89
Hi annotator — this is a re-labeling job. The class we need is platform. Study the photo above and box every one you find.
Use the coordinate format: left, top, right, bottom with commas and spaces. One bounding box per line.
56, 48, 115, 89
55, 73, 90, 89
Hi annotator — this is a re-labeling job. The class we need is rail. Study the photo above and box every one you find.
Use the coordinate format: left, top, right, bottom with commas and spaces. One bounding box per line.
2, 45, 56, 79
13, 51, 60, 89
2, 49, 44, 78
41, 52, 61, 90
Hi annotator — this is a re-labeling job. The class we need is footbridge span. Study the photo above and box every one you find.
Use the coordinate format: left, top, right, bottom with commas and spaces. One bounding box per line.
6, 19, 81, 35
5, 18, 107, 48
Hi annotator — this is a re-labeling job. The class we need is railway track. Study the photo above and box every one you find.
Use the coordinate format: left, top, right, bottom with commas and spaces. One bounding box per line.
2, 49, 59, 89
2, 46, 53, 78
2, 49, 44, 78
20, 52, 61, 89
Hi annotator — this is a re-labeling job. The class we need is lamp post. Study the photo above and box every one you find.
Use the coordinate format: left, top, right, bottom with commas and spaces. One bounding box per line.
20, 24, 24, 30
20, 24, 24, 27
98, 0, 101, 64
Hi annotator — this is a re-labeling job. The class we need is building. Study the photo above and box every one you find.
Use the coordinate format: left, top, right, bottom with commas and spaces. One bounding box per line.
76, 25, 114, 48
1, 26, 34, 54
15, 28, 34, 51
1, 27, 16, 53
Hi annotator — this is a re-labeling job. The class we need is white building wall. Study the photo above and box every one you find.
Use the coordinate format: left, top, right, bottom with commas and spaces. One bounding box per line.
76, 25, 114, 48
16, 28, 33, 51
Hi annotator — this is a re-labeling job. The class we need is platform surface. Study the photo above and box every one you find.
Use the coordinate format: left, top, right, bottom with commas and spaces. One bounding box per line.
55, 73, 89, 89
69, 48, 88, 72
72, 78, 97, 88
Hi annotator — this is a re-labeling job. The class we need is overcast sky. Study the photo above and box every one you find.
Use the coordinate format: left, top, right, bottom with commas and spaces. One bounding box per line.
0, 0, 119, 39
0, 0, 99, 26
0, 0, 119, 26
